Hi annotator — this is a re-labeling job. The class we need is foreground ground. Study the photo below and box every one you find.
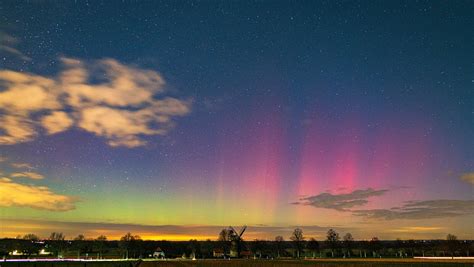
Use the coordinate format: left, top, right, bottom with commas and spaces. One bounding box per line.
2, 259, 474, 267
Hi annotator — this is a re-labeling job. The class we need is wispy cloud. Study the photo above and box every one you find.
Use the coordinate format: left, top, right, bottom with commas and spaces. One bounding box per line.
353, 199, 474, 220
0, 57, 191, 147
0, 32, 31, 61
460, 172, 474, 185
0, 177, 77, 211
292, 188, 388, 211
10, 171, 44, 180
11, 162, 35, 169
390, 226, 444, 233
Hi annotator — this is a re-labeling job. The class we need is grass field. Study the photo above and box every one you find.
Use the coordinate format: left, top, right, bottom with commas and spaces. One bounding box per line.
1, 259, 474, 267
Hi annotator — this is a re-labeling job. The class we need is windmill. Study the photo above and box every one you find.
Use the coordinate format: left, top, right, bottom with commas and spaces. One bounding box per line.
229, 225, 247, 257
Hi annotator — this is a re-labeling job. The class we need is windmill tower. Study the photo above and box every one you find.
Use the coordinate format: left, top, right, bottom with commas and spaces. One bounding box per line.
229, 225, 247, 257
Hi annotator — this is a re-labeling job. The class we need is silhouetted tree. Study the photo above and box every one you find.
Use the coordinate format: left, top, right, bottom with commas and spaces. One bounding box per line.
307, 238, 319, 258
395, 238, 405, 257
94, 235, 107, 259
275, 236, 284, 258
251, 239, 266, 258
290, 228, 305, 258
119, 233, 142, 259
343, 233, 354, 257
23, 234, 39, 241
369, 237, 382, 257
447, 234, 459, 258
72, 234, 88, 258
49, 232, 65, 240
187, 239, 201, 259
74, 234, 85, 241
326, 229, 340, 257
48, 232, 66, 257
201, 239, 214, 258
19, 235, 40, 257
217, 228, 231, 256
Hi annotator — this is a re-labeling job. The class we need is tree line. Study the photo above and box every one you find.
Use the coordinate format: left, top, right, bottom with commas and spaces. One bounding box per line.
1, 229, 472, 259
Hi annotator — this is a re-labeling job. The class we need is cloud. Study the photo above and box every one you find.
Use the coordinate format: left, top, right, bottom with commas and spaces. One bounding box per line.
0, 156, 6, 162
0, 114, 36, 144
0, 177, 77, 211
0, 32, 31, 61
390, 226, 444, 233
0, 71, 60, 112
0, 57, 191, 147
10, 171, 44, 180
353, 199, 474, 220
293, 188, 388, 211
61, 58, 165, 108
77, 98, 189, 147
11, 162, 34, 169
460, 172, 474, 185
0, 219, 350, 240
41, 111, 74, 135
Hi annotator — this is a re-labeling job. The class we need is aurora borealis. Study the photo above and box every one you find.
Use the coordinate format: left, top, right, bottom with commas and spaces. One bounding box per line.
0, 1, 473, 240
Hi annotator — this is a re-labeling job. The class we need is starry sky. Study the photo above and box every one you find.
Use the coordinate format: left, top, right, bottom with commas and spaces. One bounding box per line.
0, 1, 473, 241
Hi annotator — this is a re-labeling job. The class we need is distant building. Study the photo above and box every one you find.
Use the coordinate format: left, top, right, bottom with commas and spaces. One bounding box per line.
240, 250, 252, 259
213, 248, 225, 258
152, 247, 165, 259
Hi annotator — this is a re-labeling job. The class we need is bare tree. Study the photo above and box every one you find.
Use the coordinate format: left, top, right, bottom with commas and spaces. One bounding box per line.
275, 236, 284, 258
73, 234, 87, 258
94, 235, 107, 259
48, 232, 66, 257
369, 237, 381, 257
23, 234, 39, 241
217, 228, 231, 257
20, 234, 40, 256
326, 229, 340, 257
343, 233, 354, 257
290, 228, 305, 258
447, 234, 459, 258
74, 234, 86, 241
119, 233, 142, 259
49, 232, 65, 241
307, 238, 319, 258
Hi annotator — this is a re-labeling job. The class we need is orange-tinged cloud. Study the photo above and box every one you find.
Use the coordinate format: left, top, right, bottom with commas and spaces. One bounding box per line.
40, 111, 74, 134
11, 162, 34, 169
460, 172, 474, 185
0, 177, 77, 211
0, 57, 191, 147
391, 226, 444, 233
0, 115, 36, 144
10, 171, 44, 180
0, 70, 60, 112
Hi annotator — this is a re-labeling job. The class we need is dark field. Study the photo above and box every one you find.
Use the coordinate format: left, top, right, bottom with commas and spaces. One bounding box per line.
1, 259, 474, 267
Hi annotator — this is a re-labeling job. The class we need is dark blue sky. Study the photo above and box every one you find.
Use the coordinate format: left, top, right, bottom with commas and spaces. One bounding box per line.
0, 1, 473, 239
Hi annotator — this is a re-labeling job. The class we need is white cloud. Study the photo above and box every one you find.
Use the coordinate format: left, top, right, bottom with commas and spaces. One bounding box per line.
0, 57, 191, 147
0, 177, 77, 211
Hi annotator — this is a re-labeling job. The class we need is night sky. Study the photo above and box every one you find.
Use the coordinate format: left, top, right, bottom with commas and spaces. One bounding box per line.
0, 1, 473, 240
